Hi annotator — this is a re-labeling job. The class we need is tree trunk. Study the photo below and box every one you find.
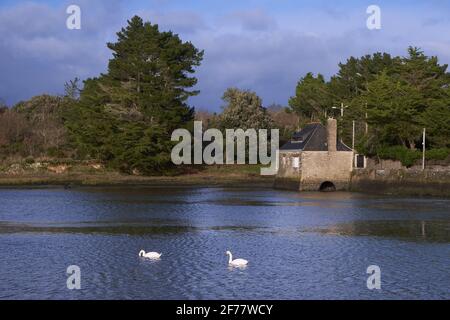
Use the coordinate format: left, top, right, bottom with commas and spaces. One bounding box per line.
408, 139, 416, 150
399, 138, 407, 148
137, 72, 140, 93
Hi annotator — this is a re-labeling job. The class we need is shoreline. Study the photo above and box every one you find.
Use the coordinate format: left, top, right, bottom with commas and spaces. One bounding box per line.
0, 172, 275, 189
1, 171, 449, 198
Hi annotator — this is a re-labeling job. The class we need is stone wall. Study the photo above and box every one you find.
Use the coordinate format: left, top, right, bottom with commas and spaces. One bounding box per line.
366, 158, 404, 170
351, 168, 450, 197
300, 151, 354, 191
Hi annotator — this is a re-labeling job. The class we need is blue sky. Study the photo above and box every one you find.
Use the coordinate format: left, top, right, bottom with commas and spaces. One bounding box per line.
1, 0, 449, 111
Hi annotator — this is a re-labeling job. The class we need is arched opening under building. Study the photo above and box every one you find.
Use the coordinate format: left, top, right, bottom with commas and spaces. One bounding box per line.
319, 181, 336, 192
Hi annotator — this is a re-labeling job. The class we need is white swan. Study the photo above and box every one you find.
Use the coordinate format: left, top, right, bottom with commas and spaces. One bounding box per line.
226, 250, 248, 267
139, 250, 162, 259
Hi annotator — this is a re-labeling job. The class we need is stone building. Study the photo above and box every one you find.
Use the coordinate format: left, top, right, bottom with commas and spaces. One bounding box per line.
275, 118, 354, 191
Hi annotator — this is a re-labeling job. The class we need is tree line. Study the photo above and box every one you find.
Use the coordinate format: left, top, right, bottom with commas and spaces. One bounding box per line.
0, 15, 449, 173
289, 48, 450, 165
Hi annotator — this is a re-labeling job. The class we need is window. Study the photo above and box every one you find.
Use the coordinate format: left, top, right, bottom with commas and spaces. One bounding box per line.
293, 157, 300, 168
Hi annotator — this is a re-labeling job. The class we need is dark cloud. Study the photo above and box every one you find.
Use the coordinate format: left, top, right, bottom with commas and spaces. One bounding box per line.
0, 1, 449, 112
0, 1, 124, 105
190, 31, 338, 110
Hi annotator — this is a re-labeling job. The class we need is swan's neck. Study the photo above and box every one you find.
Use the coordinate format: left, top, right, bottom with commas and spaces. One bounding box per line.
139, 250, 145, 257
227, 253, 233, 264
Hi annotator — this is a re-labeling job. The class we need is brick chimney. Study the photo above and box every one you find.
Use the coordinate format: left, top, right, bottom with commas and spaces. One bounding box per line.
327, 118, 337, 152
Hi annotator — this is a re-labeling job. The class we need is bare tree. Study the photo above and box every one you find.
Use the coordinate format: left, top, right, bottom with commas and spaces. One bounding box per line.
0, 109, 28, 147
4, 95, 69, 157
194, 108, 219, 129
267, 104, 300, 140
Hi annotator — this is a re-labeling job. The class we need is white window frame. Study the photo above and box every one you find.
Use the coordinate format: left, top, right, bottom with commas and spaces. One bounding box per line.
293, 157, 300, 168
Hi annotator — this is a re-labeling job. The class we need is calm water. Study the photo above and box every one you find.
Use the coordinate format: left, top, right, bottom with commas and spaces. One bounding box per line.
0, 186, 448, 300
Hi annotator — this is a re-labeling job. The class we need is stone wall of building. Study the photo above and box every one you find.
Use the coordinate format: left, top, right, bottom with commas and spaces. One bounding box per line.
274, 151, 302, 190
277, 152, 302, 178
300, 151, 354, 191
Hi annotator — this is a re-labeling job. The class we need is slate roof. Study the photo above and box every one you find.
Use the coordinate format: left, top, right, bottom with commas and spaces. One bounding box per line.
280, 123, 352, 152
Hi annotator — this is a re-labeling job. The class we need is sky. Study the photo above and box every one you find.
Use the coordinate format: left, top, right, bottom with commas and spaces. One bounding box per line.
0, 0, 449, 111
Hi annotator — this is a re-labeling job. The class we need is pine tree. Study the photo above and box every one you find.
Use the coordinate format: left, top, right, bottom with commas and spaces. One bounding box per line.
288, 73, 331, 123
359, 71, 422, 149
65, 16, 203, 174
398, 47, 450, 148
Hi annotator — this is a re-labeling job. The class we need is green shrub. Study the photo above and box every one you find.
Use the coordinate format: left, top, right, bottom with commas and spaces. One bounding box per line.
376, 146, 421, 167
47, 147, 65, 158
425, 148, 450, 161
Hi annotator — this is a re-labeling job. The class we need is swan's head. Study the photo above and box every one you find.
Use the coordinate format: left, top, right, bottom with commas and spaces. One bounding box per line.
139, 250, 145, 257
226, 250, 231, 256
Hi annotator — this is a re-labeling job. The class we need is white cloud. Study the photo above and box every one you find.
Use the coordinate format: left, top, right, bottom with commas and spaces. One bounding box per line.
222, 9, 277, 32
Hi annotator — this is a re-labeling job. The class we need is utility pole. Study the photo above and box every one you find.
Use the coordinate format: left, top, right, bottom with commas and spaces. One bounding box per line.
365, 112, 368, 135
352, 120, 355, 151
422, 128, 426, 170
332, 103, 348, 118
365, 102, 368, 135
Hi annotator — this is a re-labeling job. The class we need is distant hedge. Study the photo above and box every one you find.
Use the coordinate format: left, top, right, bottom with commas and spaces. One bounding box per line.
425, 148, 450, 161
376, 146, 450, 167
377, 146, 421, 167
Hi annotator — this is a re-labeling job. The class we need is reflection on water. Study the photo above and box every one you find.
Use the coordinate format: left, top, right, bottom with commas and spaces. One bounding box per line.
312, 220, 450, 243
0, 187, 449, 299
0, 222, 264, 236
2, 220, 449, 243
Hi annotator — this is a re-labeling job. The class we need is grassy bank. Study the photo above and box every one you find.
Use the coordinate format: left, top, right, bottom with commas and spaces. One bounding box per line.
0, 164, 274, 188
